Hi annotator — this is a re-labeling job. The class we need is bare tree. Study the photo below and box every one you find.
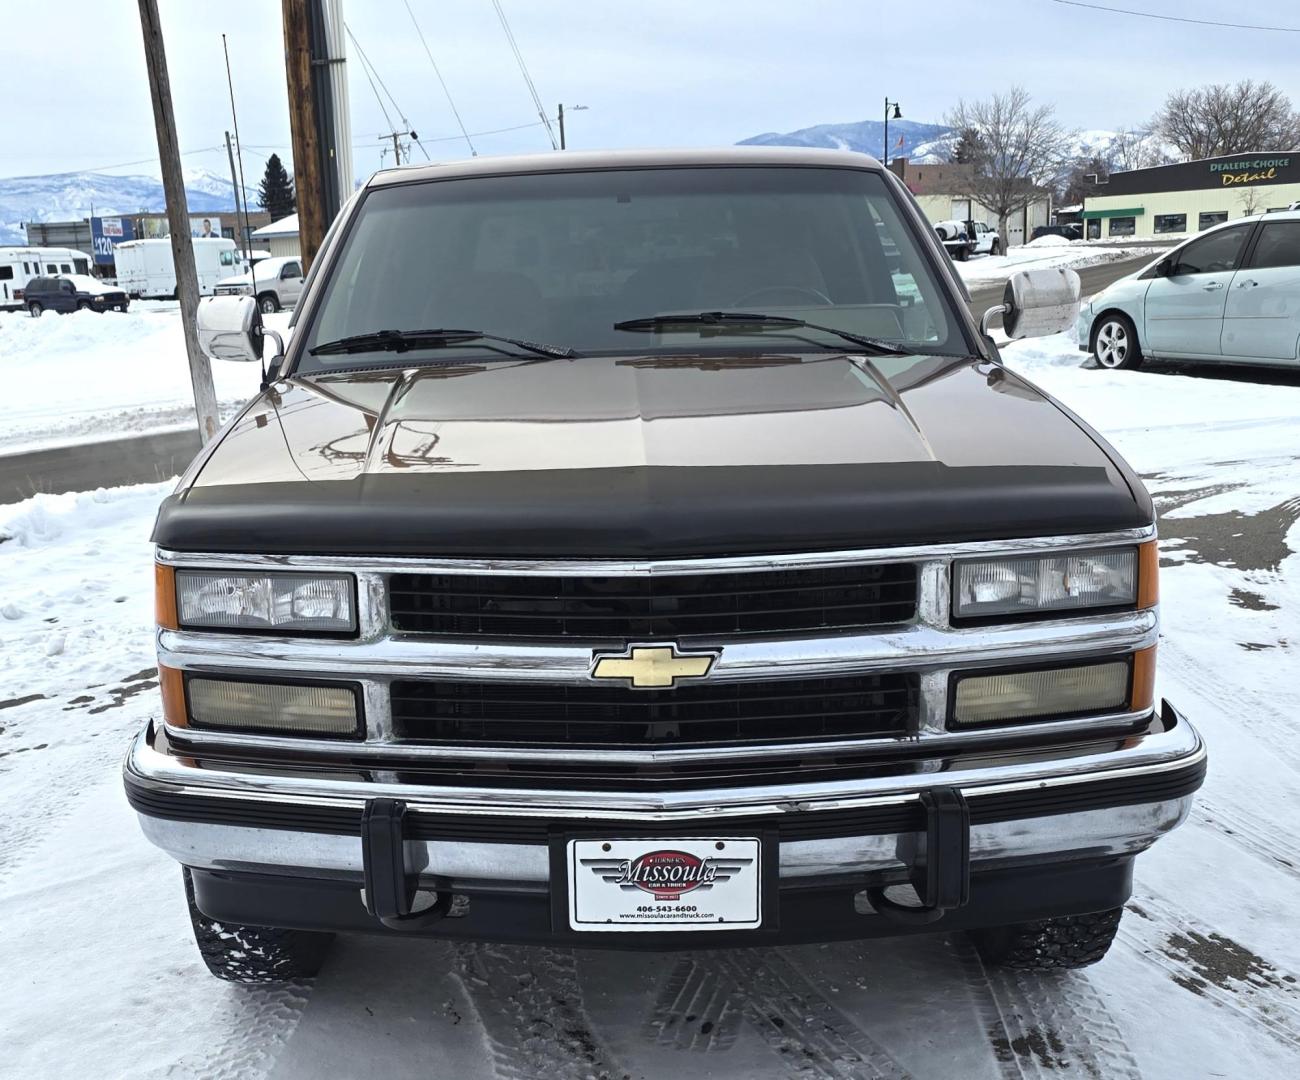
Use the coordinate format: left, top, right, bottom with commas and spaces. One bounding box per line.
944, 87, 1073, 250
1238, 186, 1265, 217
1154, 80, 1300, 160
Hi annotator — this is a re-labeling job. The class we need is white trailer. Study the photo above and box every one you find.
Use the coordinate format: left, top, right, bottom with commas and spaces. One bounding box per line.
0, 246, 92, 309
112, 237, 246, 299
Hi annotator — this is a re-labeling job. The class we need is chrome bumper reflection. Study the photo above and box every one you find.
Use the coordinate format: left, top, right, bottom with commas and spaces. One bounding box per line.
137, 796, 1193, 887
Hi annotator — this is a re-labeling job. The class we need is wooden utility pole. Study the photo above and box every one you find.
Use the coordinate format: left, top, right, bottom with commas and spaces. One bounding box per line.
283, 0, 327, 271
136, 0, 219, 445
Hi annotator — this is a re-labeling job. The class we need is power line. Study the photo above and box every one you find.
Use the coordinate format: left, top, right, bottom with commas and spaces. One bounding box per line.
402, 0, 477, 157
1048, 0, 1300, 32
490, 0, 557, 149
344, 23, 431, 161
64, 146, 226, 174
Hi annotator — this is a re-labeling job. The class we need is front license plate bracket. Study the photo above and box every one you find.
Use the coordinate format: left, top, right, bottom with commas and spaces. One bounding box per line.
550, 828, 780, 936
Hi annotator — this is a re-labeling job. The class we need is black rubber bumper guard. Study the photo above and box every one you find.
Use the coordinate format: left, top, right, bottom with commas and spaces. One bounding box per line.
360, 787, 972, 931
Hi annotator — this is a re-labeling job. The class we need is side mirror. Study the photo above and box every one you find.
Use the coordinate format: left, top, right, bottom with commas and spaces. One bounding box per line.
981, 267, 1082, 340
197, 295, 270, 363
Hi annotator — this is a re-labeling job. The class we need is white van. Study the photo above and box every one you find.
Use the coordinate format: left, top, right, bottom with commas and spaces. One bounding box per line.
0, 246, 93, 310
113, 237, 246, 299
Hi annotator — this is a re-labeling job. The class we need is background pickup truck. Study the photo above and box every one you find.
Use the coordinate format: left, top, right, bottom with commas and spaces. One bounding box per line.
934, 219, 1001, 260
126, 147, 1204, 985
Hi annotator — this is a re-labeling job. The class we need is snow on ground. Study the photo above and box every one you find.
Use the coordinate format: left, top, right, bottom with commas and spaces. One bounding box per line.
1, 337, 1299, 1077
0, 301, 288, 454
954, 243, 1152, 284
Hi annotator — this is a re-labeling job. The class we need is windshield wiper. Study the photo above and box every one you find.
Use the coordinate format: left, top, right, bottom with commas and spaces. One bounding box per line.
309, 327, 577, 360
612, 311, 912, 356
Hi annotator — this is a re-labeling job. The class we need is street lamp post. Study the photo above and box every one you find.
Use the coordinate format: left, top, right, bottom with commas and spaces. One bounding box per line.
558, 103, 589, 150
883, 98, 902, 168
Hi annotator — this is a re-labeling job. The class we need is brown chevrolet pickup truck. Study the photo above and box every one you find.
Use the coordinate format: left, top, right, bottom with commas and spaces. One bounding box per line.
125, 147, 1204, 983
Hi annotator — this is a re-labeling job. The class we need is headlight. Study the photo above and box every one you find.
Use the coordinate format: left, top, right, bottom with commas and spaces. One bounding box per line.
953, 547, 1140, 621
950, 658, 1132, 728
173, 570, 357, 634
186, 676, 362, 736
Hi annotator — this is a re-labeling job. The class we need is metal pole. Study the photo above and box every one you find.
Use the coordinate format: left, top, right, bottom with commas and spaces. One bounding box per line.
558, 104, 565, 150
883, 97, 889, 167
136, 0, 219, 444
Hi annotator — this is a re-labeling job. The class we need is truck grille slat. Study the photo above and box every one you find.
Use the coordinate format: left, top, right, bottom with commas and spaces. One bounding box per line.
390, 673, 918, 748
388, 563, 918, 640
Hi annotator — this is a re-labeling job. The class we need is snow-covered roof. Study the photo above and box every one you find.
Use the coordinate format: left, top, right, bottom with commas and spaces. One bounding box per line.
252, 213, 299, 238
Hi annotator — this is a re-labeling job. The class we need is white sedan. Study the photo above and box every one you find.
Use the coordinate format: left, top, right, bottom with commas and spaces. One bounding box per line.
1077, 210, 1300, 370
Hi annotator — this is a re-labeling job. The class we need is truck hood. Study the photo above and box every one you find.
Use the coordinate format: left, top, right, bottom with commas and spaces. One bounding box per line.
154, 352, 1152, 557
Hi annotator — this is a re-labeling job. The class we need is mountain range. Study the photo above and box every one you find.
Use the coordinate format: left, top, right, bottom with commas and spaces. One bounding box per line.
737, 119, 1173, 172
0, 166, 252, 246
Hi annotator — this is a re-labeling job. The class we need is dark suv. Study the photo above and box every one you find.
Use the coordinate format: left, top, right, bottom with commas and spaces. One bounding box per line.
25, 275, 129, 316
1031, 224, 1084, 242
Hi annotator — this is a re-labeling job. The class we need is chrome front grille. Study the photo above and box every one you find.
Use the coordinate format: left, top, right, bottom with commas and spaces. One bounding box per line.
387, 563, 918, 640
154, 527, 1159, 780
389, 672, 918, 749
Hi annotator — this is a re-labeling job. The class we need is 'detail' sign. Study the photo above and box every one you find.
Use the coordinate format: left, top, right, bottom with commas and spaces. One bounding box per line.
1210, 157, 1293, 187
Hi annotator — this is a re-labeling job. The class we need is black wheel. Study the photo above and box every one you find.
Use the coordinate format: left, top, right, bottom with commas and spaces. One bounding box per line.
76, 301, 91, 311
28, 301, 42, 317
969, 907, 1123, 970
1091, 312, 1143, 370
990, 240, 1001, 256
258, 292, 280, 314
182, 867, 334, 984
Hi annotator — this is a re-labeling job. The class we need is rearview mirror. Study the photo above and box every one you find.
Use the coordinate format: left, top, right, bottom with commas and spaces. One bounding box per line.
196, 295, 265, 363
981, 267, 1082, 340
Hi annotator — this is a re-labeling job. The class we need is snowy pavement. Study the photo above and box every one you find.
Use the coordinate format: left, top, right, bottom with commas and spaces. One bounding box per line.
0, 302, 283, 455
1, 334, 1298, 1078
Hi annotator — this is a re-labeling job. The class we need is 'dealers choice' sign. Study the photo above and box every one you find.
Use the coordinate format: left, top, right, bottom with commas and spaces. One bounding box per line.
91, 216, 135, 265
1209, 157, 1293, 187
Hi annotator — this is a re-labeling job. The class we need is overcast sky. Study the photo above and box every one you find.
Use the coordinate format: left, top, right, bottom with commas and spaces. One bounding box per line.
1, 0, 1298, 181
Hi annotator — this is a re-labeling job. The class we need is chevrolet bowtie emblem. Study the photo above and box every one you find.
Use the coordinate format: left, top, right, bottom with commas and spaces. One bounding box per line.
590, 645, 719, 689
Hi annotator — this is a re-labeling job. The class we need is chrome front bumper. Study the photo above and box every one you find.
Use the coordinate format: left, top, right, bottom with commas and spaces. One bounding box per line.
126, 703, 1205, 890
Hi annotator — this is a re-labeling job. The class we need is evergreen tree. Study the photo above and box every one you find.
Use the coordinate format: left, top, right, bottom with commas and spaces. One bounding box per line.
948, 128, 985, 165
258, 154, 296, 221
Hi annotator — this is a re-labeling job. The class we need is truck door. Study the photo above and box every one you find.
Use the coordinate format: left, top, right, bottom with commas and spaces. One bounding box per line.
0, 264, 12, 305
279, 260, 304, 307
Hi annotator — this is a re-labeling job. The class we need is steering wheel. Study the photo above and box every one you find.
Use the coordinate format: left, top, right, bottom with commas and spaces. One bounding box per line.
730, 284, 834, 308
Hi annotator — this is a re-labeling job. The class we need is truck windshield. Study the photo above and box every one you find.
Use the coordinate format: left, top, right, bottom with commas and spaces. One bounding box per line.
297, 166, 969, 373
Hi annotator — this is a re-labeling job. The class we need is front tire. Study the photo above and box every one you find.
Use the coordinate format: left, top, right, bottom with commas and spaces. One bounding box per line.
183, 868, 334, 984
258, 292, 280, 314
990, 240, 1001, 256
28, 301, 42, 317
1091, 313, 1143, 370
969, 907, 1123, 970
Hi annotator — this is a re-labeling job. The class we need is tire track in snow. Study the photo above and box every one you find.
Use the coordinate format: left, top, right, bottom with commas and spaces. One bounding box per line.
644, 956, 742, 1051
708, 950, 913, 1079
452, 943, 626, 1080
948, 937, 1141, 1079
1159, 639, 1300, 772
1191, 798, 1300, 882
1122, 889, 1300, 1051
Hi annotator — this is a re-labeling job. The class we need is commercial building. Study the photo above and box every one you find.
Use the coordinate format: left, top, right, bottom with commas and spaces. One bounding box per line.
887, 159, 1050, 246
1082, 153, 1300, 240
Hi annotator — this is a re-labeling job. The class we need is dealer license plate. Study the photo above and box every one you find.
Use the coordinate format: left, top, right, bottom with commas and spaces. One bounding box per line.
566, 837, 761, 932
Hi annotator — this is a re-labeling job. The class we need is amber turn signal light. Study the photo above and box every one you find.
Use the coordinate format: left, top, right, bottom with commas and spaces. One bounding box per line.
1137, 540, 1159, 609
1130, 645, 1157, 713
158, 664, 187, 728
155, 563, 178, 630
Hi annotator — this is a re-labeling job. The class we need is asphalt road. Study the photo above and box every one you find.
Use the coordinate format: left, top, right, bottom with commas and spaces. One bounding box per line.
967, 252, 1152, 332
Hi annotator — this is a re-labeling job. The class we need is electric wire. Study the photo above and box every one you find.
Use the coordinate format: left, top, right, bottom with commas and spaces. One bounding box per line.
1049, 0, 1300, 32
402, 0, 477, 157
490, 0, 557, 149
344, 24, 431, 162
